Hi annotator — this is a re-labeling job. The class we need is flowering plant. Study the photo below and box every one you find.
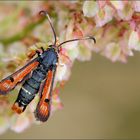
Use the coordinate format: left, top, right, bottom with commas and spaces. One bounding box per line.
0, 0, 140, 134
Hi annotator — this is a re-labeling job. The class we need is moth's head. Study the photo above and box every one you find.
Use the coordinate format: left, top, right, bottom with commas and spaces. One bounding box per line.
48, 44, 60, 53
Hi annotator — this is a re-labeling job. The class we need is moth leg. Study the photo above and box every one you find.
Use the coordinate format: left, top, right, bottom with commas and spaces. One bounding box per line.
36, 47, 45, 57
36, 50, 41, 56
41, 47, 44, 53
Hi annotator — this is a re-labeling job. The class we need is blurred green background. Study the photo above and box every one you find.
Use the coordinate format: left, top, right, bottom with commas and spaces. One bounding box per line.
1, 52, 140, 139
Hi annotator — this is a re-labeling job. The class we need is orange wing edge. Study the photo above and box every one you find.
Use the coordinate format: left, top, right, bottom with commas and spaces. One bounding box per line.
0, 58, 39, 95
35, 68, 56, 122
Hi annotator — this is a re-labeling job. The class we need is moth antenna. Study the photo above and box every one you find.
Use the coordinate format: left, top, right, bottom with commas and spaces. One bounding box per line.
39, 10, 57, 45
57, 36, 96, 48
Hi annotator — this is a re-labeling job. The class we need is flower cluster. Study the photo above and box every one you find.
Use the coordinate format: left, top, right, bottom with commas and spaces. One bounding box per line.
0, 0, 139, 134
83, 0, 140, 62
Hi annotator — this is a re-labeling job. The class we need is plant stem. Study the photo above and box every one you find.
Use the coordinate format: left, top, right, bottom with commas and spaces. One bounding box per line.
0, 17, 46, 46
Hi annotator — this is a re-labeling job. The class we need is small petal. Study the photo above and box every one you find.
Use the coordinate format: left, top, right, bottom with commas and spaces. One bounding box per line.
83, 1, 99, 17
94, 5, 114, 27
63, 41, 79, 51
51, 93, 63, 113
73, 25, 83, 38
134, 1, 140, 12
67, 47, 79, 61
64, 20, 79, 51
117, 3, 134, 21
97, 0, 106, 9
128, 31, 140, 51
129, 20, 136, 31
103, 42, 121, 62
56, 63, 70, 81
77, 44, 92, 61
110, 1, 124, 10
10, 114, 30, 133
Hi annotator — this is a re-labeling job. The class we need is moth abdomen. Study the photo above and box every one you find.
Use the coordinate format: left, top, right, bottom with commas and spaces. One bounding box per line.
12, 66, 47, 113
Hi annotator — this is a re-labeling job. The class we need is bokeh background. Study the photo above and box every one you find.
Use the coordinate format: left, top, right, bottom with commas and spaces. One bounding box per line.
0, 1, 140, 139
